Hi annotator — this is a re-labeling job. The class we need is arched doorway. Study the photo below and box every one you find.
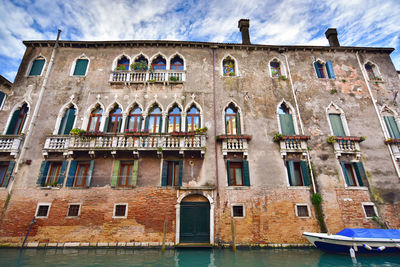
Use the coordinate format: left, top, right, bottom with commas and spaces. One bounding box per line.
179, 194, 210, 243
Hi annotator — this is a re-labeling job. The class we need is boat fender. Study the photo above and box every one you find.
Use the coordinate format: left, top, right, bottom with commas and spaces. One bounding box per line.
363, 244, 372, 250
349, 248, 356, 258
377, 246, 386, 251
353, 244, 358, 251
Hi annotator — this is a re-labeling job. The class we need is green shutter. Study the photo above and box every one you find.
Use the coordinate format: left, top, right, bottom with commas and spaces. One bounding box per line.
64, 108, 76, 134
73, 59, 88, 76
117, 118, 122, 133
236, 113, 241, 134
353, 162, 366, 187
104, 117, 110, 132
279, 114, 295, 135
57, 161, 68, 186
58, 113, 67, 135
131, 160, 138, 186
329, 114, 346, 136
66, 161, 77, 187
340, 161, 351, 186
161, 160, 168, 186
1, 161, 15, 188
286, 161, 296, 186
36, 161, 50, 187
159, 117, 163, 133
29, 59, 45, 76
111, 160, 120, 187
86, 160, 95, 187
243, 160, 250, 186
225, 115, 228, 134
144, 116, 149, 130
0, 91, 6, 107
300, 161, 311, 186
326, 60, 335, 79
226, 160, 231, 186
178, 160, 183, 186
384, 116, 400, 139
314, 62, 322, 78
6, 110, 20, 135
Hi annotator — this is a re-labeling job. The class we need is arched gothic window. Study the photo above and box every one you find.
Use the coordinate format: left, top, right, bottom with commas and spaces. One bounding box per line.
146, 105, 162, 133
223, 56, 236, 76
126, 106, 143, 131
278, 103, 295, 135
106, 106, 123, 133
225, 103, 240, 135
167, 106, 181, 133
58, 106, 76, 134
270, 60, 281, 77
6, 103, 29, 135
117, 56, 130, 70
170, 55, 184, 70
186, 106, 200, 131
87, 106, 103, 131
151, 55, 166, 70
132, 55, 148, 71
365, 63, 381, 80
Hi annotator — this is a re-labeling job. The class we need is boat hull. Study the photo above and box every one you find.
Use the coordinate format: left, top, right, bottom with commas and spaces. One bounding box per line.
303, 232, 400, 254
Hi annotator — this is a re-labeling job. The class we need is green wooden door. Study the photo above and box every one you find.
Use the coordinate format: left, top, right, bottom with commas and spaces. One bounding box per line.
180, 202, 210, 243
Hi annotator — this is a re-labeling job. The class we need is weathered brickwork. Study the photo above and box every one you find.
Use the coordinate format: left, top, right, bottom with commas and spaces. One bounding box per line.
0, 22, 399, 246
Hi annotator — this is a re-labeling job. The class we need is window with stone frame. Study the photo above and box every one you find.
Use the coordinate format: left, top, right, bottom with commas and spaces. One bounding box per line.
328, 113, 346, 136
113, 204, 128, 218
383, 114, 400, 139
222, 56, 236, 76
65, 160, 95, 188
29, 57, 45, 76
278, 103, 295, 135
225, 103, 240, 135
151, 55, 166, 70
313, 60, 335, 79
87, 106, 103, 132
145, 105, 162, 133
106, 106, 123, 133
73, 58, 89, 76
36, 161, 68, 187
67, 204, 81, 217
286, 161, 311, 186
132, 55, 148, 71
270, 60, 281, 77
6, 103, 29, 135
296, 204, 310, 217
161, 160, 182, 187
227, 160, 250, 186
36, 203, 51, 218
116, 56, 130, 70
186, 105, 200, 131
340, 161, 366, 187
167, 106, 181, 133
363, 204, 378, 218
170, 55, 184, 70
365, 63, 381, 80
125, 106, 143, 131
232, 205, 244, 217
58, 106, 76, 135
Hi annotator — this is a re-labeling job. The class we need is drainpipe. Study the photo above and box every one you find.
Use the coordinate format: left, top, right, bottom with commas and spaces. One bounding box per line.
355, 51, 400, 178
211, 46, 220, 242
10, 29, 62, 193
283, 52, 317, 194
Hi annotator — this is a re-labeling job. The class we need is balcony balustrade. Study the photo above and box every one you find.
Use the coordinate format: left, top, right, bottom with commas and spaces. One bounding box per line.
216, 135, 251, 157
109, 70, 185, 84
43, 133, 206, 156
332, 136, 363, 159
384, 139, 400, 160
0, 135, 24, 158
274, 135, 309, 158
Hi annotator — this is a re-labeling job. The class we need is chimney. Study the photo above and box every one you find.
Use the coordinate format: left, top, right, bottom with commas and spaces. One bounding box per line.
325, 28, 340, 47
238, 19, 250, 45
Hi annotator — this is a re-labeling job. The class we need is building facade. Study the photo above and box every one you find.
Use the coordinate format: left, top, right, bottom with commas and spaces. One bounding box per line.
0, 20, 399, 247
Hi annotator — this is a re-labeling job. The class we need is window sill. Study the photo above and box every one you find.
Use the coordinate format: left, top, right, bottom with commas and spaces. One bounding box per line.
112, 216, 127, 219
345, 186, 368, 190
296, 216, 311, 219
112, 186, 136, 190
66, 216, 80, 219
287, 186, 310, 190
226, 186, 250, 190
67, 187, 91, 189
40, 186, 61, 190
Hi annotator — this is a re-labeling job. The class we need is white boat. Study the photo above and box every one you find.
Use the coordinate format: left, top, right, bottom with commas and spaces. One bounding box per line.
303, 228, 400, 254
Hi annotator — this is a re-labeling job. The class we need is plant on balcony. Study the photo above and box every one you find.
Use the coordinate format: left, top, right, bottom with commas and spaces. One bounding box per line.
131, 61, 148, 71
273, 133, 283, 142
157, 147, 163, 152
384, 138, 400, 144
169, 76, 179, 82
216, 134, 252, 141
327, 136, 336, 144
115, 65, 126, 71
124, 129, 149, 136
278, 75, 288, 81
195, 127, 208, 133
70, 128, 86, 136
273, 133, 310, 142
229, 72, 236, 76
147, 79, 156, 83
82, 131, 103, 137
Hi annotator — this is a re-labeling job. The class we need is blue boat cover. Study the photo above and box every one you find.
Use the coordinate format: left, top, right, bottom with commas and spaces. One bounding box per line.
336, 228, 400, 239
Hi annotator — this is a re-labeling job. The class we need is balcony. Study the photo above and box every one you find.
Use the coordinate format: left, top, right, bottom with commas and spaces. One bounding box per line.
273, 135, 309, 158
216, 135, 251, 157
109, 70, 186, 84
330, 136, 364, 159
384, 139, 400, 160
43, 133, 206, 157
0, 135, 24, 158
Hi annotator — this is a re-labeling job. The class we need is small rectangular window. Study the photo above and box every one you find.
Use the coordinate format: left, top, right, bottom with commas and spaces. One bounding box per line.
36, 203, 51, 218
232, 205, 244, 217
296, 204, 310, 217
67, 204, 81, 217
29, 59, 45, 76
73, 59, 89, 76
363, 204, 377, 218
113, 204, 128, 218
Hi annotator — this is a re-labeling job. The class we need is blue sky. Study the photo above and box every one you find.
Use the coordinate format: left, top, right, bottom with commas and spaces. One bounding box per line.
1, 0, 400, 82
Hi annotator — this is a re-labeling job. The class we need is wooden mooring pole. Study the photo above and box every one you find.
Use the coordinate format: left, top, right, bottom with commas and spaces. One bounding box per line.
231, 217, 236, 252
161, 220, 168, 252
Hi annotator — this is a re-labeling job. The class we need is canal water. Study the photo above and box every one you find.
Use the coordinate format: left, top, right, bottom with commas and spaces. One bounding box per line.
1, 248, 400, 267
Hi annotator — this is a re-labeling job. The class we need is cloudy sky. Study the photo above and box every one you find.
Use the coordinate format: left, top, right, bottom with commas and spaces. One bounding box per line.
1, 0, 400, 82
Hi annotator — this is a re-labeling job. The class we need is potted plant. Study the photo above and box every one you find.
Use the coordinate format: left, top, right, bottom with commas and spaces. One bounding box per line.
115, 65, 126, 71
131, 61, 148, 71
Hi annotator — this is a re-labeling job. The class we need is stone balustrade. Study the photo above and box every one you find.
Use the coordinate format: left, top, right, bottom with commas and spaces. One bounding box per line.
0, 135, 23, 158
333, 136, 363, 159
110, 70, 185, 83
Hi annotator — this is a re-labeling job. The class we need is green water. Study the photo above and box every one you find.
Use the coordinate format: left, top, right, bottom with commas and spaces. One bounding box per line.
1, 248, 400, 267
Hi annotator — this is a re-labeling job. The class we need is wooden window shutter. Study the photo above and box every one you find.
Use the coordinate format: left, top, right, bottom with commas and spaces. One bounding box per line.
279, 114, 295, 135
57, 161, 68, 186
226, 160, 231, 186
286, 160, 296, 186
58, 113, 67, 135
1, 161, 15, 188
0, 91, 6, 106
300, 161, 311, 186
111, 160, 120, 187
86, 160, 95, 187
104, 117, 110, 132
66, 160, 78, 187
73, 59, 88, 76
36, 161, 50, 186
144, 116, 149, 130
161, 160, 168, 186
159, 117, 163, 133
131, 160, 139, 186
384, 116, 400, 139
117, 118, 122, 133
236, 112, 241, 134
314, 62, 322, 78
329, 114, 346, 136
29, 59, 45, 76
64, 109, 76, 134
178, 160, 183, 186
340, 161, 351, 186
225, 114, 228, 134
326, 60, 335, 79
353, 162, 365, 187
243, 160, 250, 186
6, 109, 20, 135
